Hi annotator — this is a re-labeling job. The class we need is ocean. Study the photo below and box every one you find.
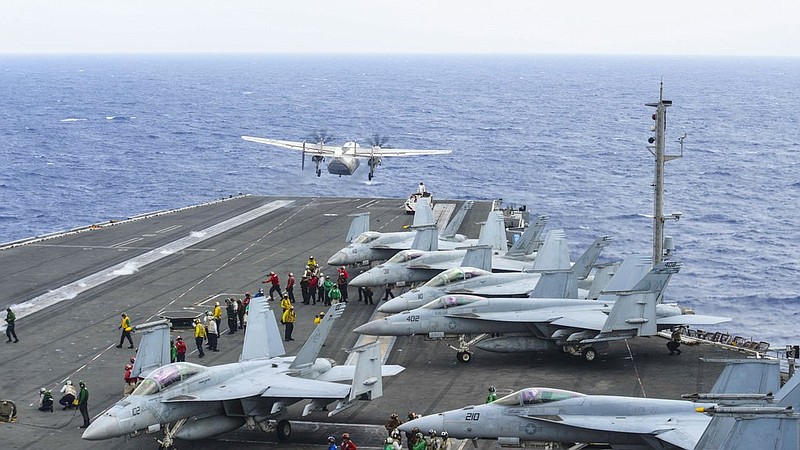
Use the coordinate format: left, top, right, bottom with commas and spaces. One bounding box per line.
1, 54, 798, 347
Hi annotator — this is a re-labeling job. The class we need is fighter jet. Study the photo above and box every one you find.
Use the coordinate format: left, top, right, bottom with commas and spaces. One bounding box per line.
354, 261, 730, 362
327, 199, 486, 266
82, 300, 403, 448
349, 211, 547, 288
399, 359, 795, 449
378, 235, 612, 314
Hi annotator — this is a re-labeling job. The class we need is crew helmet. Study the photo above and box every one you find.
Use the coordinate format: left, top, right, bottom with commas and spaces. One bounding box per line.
386, 437, 394, 444
488, 385, 496, 392
342, 432, 350, 439
39, 388, 46, 394
66, 380, 72, 386
441, 431, 449, 438
429, 429, 436, 435
289, 272, 293, 276
327, 436, 336, 443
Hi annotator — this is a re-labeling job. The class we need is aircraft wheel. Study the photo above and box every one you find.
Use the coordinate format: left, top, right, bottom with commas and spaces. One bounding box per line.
456, 351, 472, 363
276, 420, 291, 441
582, 347, 597, 362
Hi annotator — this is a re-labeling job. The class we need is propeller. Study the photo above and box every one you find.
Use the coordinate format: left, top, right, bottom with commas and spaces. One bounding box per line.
303, 131, 334, 172
365, 134, 389, 181
366, 133, 391, 149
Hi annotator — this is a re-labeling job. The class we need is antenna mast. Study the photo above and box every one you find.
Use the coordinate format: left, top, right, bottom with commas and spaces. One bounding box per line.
645, 82, 684, 266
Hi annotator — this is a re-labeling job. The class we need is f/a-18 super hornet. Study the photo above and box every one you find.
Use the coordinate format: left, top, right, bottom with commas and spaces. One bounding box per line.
355, 261, 730, 363
377, 235, 612, 314
348, 211, 548, 288
82, 299, 403, 448
327, 199, 527, 267
399, 358, 800, 449
241, 135, 451, 180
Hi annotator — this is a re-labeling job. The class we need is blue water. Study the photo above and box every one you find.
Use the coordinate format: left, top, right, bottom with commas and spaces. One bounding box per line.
1, 54, 799, 347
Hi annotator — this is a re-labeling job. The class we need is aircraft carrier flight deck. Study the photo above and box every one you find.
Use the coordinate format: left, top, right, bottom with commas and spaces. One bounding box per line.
0, 195, 741, 449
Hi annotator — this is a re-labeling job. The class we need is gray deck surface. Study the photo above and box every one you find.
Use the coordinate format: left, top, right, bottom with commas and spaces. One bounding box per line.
0, 196, 735, 449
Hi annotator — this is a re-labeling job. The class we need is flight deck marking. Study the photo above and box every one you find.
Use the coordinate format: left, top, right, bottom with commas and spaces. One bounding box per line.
0, 200, 295, 330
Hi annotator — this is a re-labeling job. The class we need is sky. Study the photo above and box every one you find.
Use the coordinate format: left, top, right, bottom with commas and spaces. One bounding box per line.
1, 0, 798, 56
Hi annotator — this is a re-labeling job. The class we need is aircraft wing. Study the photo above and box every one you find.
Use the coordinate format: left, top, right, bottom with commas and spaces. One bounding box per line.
445, 277, 539, 296
353, 147, 452, 157
241, 136, 340, 155
162, 372, 351, 402
449, 307, 608, 331
657, 315, 731, 326
315, 364, 406, 383
528, 414, 707, 450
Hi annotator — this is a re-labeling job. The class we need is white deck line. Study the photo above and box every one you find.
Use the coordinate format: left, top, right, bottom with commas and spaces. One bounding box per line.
1, 200, 294, 330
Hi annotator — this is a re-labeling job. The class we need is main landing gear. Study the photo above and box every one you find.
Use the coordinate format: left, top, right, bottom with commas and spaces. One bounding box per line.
312, 155, 324, 177
367, 156, 381, 181
447, 333, 489, 363
156, 418, 187, 449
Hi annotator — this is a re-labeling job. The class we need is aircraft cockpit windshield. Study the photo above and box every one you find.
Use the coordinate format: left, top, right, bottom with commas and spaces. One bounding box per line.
494, 388, 584, 406
131, 362, 206, 396
425, 268, 490, 287
352, 232, 381, 244
423, 294, 483, 309
386, 250, 424, 264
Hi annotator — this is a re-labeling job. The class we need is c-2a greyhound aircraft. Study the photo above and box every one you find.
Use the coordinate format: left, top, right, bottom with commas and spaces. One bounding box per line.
241, 136, 451, 180
82, 300, 404, 448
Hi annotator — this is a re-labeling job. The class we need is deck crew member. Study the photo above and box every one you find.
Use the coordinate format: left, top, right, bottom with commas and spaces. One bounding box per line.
116, 313, 134, 349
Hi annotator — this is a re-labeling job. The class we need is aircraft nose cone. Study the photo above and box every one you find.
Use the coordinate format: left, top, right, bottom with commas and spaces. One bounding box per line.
378, 296, 411, 314
353, 319, 390, 336
348, 272, 376, 287
81, 414, 122, 440
327, 252, 346, 266
398, 413, 445, 435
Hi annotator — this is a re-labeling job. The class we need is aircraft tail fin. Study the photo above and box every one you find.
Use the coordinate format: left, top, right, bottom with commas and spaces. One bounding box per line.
600, 262, 680, 335
531, 229, 570, 270
506, 215, 548, 256
461, 245, 492, 271
572, 236, 612, 279
441, 200, 474, 238
412, 196, 435, 227
240, 297, 286, 362
410, 224, 439, 251
528, 236, 610, 299
596, 255, 652, 302
130, 319, 172, 379
528, 269, 575, 299
711, 359, 781, 396
477, 211, 507, 252
586, 262, 619, 300
345, 212, 370, 243
289, 303, 346, 369
776, 366, 800, 408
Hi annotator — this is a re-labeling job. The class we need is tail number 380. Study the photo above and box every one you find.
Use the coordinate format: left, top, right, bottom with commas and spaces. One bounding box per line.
465, 412, 480, 421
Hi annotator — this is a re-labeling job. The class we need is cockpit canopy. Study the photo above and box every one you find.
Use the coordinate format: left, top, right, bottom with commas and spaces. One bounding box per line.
386, 249, 425, 264
424, 267, 490, 287
494, 388, 584, 407
352, 231, 381, 244
422, 294, 484, 309
131, 362, 206, 396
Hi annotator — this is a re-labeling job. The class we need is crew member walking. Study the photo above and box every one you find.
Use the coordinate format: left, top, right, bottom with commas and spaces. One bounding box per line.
5, 307, 18, 343
116, 313, 134, 349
